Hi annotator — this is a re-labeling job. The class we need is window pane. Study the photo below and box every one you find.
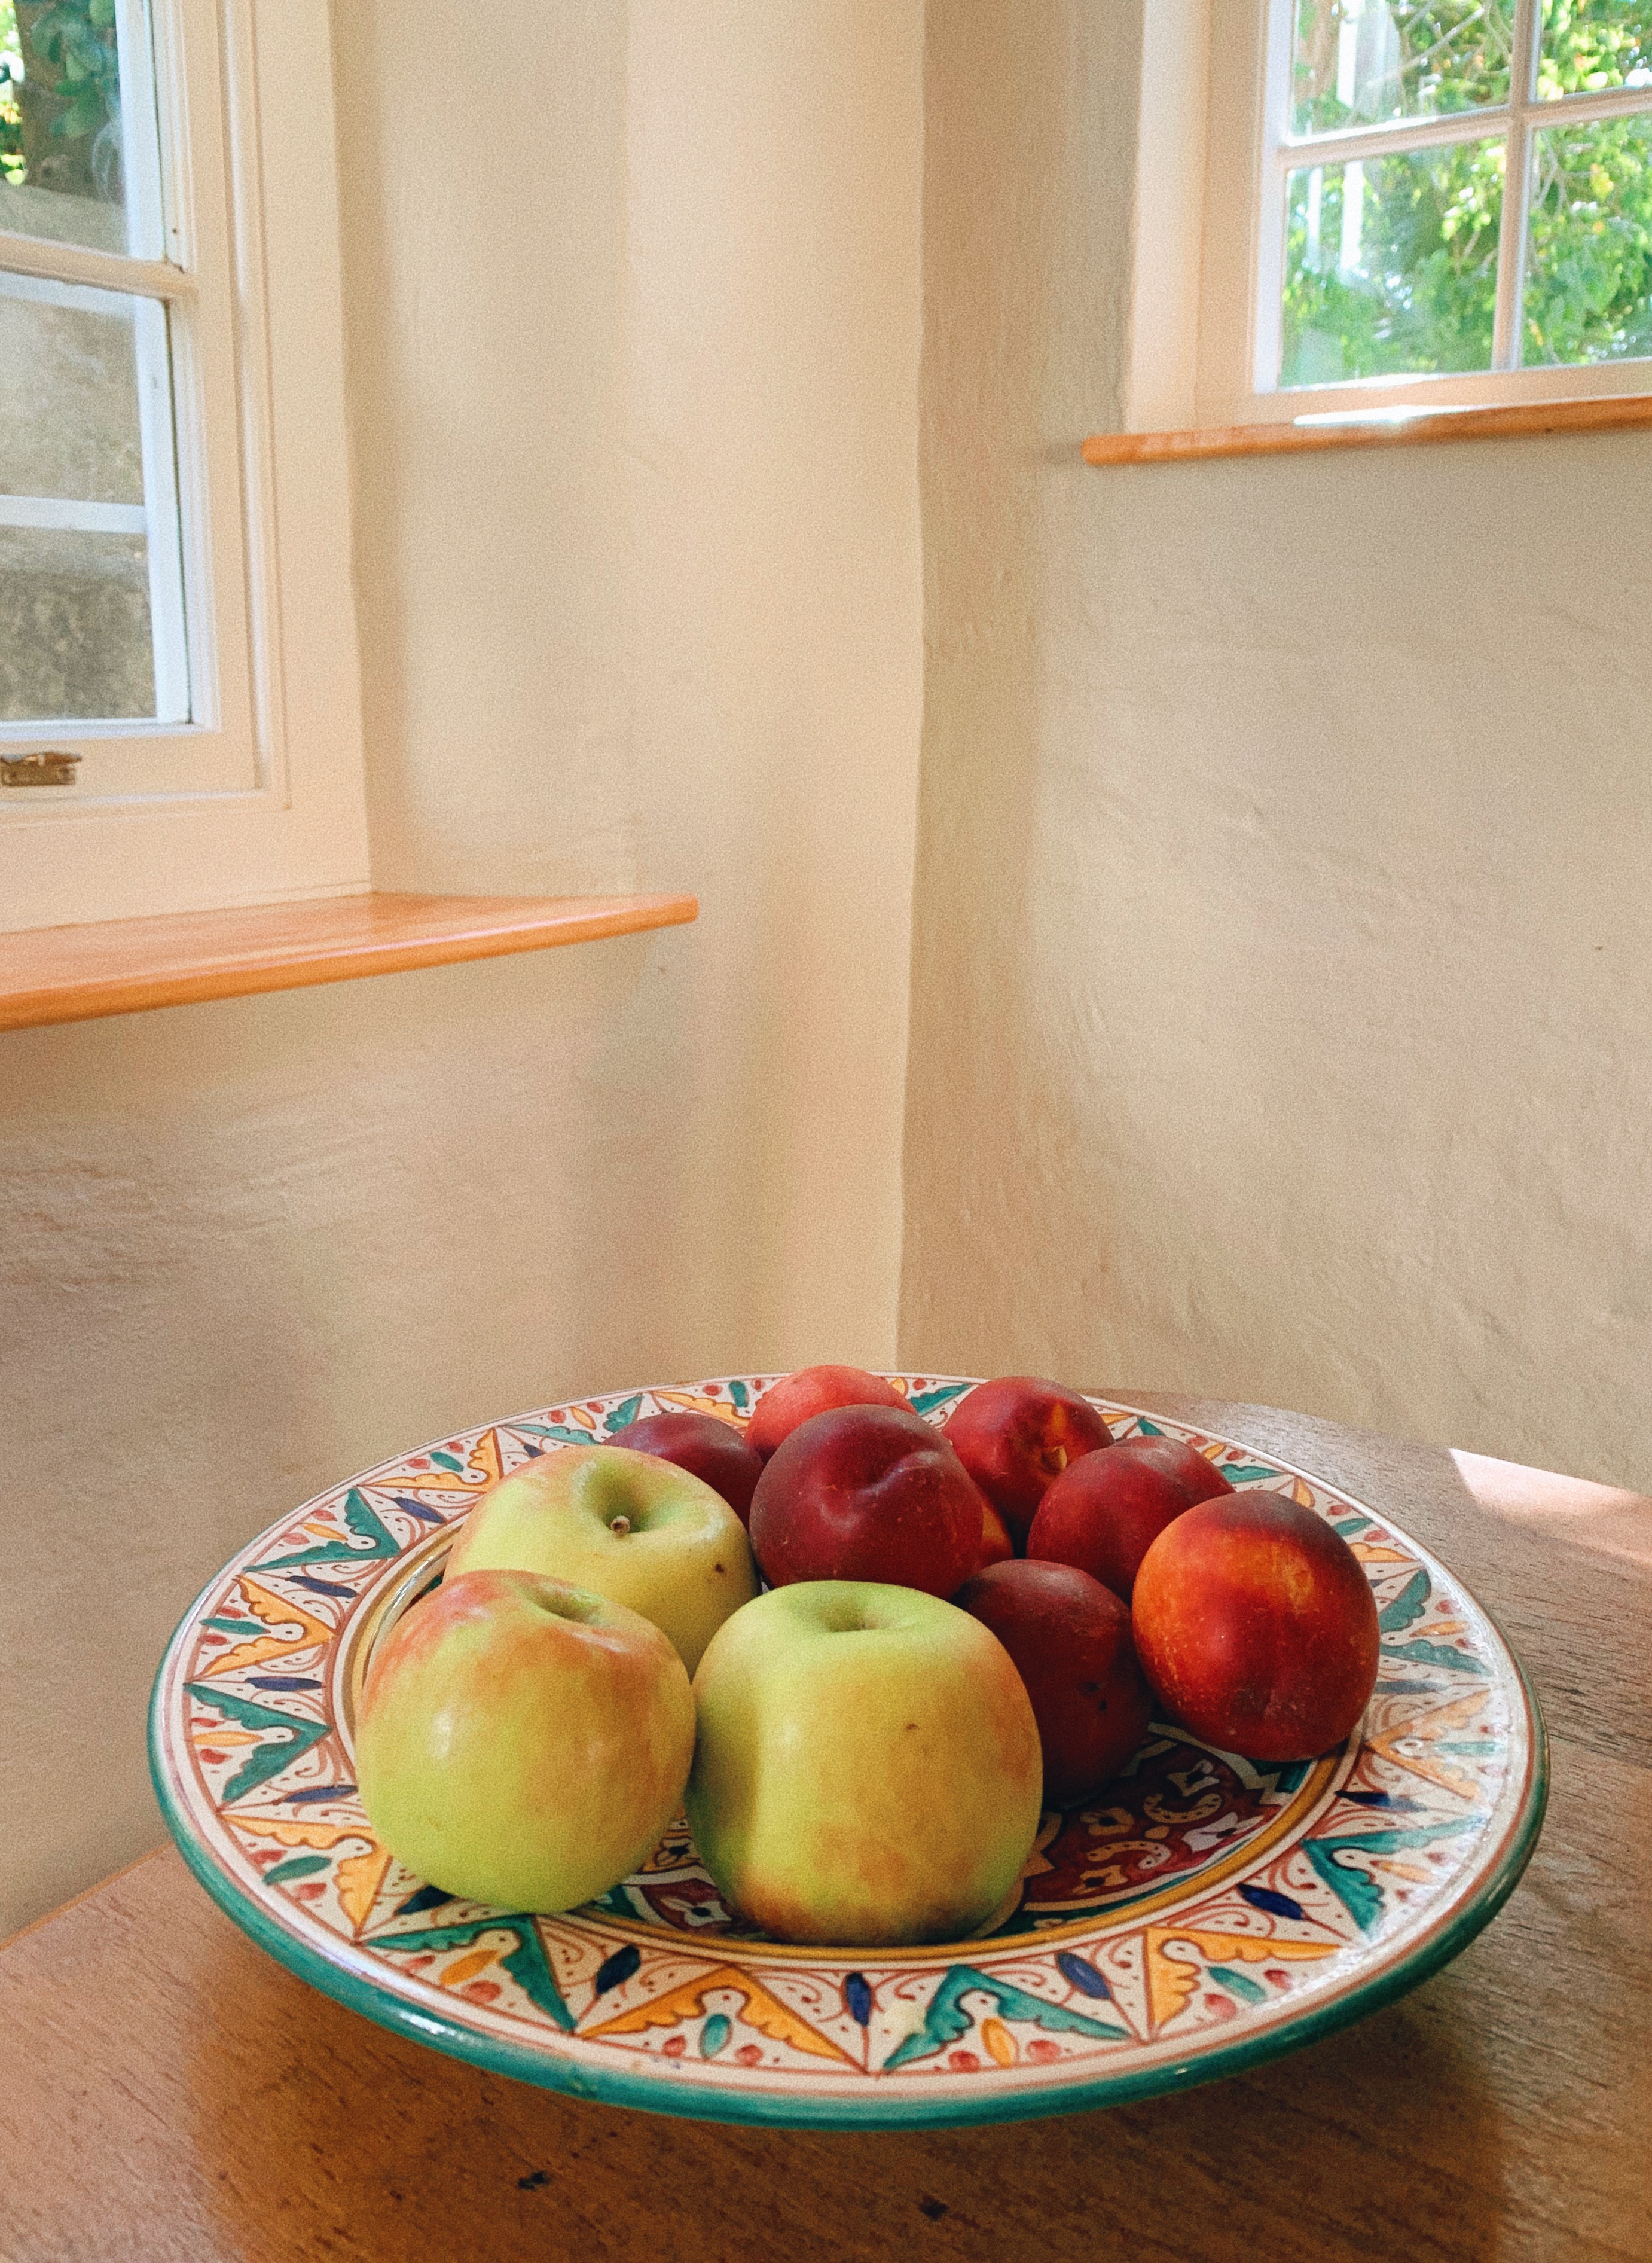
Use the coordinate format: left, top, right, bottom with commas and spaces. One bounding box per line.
1538, 0, 1652, 96
1281, 141, 1503, 382
1291, 1, 1516, 136
1523, 113, 1652, 361
0, 270, 142, 498
0, 272, 185, 721
0, 524, 154, 718
0, 0, 164, 258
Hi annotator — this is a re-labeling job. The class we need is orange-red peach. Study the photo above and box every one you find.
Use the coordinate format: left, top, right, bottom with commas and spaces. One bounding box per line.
1131, 1492, 1379, 1762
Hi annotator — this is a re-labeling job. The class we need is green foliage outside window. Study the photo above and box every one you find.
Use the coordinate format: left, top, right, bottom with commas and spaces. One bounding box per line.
1282, 1, 1652, 382
0, 0, 123, 203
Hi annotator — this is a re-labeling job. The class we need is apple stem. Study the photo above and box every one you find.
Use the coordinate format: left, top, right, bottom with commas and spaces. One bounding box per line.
610, 1515, 631, 1536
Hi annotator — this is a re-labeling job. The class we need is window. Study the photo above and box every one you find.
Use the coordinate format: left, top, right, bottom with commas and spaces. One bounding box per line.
1134, 1, 1652, 429
0, 0, 367, 933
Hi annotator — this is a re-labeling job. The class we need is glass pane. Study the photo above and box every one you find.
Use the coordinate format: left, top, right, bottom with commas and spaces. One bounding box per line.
0, 0, 164, 257
1538, 0, 1652, 96
1291, 1, 1516, 136
1281, 141, 1503, 382
0, 272, 185, 721
1524, 113, 1652, 361
0, 271, 143, 498
0, 523, 154, 718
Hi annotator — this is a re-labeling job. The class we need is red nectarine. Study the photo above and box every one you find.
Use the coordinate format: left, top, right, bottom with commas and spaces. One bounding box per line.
747, 1365, 909, 1462
607, 1410, 763, 1526
1028, 1435, 1234, 1601
748, 1402, 982, 1599
957, 1559, 1153, 1805
942, 1376, 1111, 1545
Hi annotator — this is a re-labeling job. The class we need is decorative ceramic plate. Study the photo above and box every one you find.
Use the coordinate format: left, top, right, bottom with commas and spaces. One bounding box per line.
150, 1376, 1546, 2129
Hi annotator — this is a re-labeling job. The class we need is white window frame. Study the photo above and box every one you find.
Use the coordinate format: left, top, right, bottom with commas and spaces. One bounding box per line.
1125, 0, 1652, 433
0, 0, 368, 934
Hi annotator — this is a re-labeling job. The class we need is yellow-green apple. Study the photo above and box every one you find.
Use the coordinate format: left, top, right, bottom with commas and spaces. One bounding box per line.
355, 1569, 694, 1910
607, 1409, 763, 1525
1028, 1436, 1235, 1601
445, 1444, 758, 1675
747, 1402, 984, 1599
941, 1377, 1112, 1545
686, 1581, 1042, 1945
1132, 1492, 1380, 1761
747, 1364, 909, 1461
956, 1558, 1152, 1805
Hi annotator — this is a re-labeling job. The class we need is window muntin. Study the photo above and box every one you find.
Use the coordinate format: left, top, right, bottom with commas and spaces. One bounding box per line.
1261, 1, 1652, 392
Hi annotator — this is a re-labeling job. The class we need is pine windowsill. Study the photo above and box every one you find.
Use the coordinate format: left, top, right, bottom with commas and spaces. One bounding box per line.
0, 889, 698, 1032
1082, 390, 1652, 466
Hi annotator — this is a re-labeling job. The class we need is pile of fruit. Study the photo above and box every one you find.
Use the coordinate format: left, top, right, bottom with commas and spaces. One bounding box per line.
356, 1367, 1381, 1948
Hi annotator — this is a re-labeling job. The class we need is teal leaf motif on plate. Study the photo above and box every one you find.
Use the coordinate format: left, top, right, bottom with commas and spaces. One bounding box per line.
1381, 1637, 1488, 1677
603, 1396, 643, 1434
908, 1385, 970, 1417
377, 1918, 575, 2031
1205, 1963, 1267, 2006
261, 1490, 399, 1571
263, 1854, 332, 1886
1222, 1465, 1283, 1486
1304, 1819, 1482, 1931
517, 1423, 606, 1448
1378, 1572, 1431, 1635
185, 1682, 329, 1804
882, 1966, 1126, 2072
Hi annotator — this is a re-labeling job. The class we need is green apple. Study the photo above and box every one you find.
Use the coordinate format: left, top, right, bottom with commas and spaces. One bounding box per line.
444, 1444, 758, 1676
355, 1568, 695, 1910
685, 1581, 1043, 1946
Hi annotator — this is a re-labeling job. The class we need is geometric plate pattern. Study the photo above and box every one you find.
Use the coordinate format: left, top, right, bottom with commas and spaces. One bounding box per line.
149, 1377, 1547, 2128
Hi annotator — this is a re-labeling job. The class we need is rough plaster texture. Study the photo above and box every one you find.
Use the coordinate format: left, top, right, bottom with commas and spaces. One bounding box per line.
0, 0, 924, 1932
902, 0, 1652, 1493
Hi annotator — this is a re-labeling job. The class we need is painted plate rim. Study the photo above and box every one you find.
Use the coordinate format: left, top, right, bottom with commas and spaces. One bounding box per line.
148, 1380, 1548, 2130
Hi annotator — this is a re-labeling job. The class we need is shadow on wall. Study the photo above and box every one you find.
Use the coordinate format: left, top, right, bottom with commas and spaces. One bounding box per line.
0, 934, 697, 1934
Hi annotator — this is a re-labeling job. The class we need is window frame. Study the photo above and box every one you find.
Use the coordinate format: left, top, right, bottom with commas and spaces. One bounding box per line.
1128, 0, 1652, 434
0, 0, 368, 935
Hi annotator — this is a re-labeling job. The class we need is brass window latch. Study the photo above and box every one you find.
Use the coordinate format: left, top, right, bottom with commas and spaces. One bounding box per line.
1, 753, 81, 788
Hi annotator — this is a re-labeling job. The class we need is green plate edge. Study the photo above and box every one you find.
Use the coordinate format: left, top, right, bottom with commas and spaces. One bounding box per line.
146, 1582, 1549, 2132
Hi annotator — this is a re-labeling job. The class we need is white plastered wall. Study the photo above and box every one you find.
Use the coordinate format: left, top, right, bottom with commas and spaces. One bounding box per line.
902, 0, 1652, 1493
0, 0, 924, 1934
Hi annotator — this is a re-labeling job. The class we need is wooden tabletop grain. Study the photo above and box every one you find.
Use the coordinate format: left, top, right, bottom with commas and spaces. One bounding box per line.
2, 1397, 1648, 2263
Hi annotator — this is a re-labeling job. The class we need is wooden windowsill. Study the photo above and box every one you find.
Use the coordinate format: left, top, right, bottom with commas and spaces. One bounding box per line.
1083, 391, 1652, 467
0, 889, 698, 1032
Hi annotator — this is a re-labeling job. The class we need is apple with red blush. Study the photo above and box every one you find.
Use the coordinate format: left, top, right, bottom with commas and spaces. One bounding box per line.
356, 1569, 695, 1911
609, 1409, 762, 1525
747, 1364, 909, 1461
748, 1401, 983, 1600
957, 1558, 1153, 1806
1131, 1490, 1379, 1761
941, 1376, 1112, 1545
1028, 1434, 1235, 1601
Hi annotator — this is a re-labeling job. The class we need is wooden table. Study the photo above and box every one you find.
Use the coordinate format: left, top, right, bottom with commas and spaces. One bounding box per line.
2, 1398, 1648, 2263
